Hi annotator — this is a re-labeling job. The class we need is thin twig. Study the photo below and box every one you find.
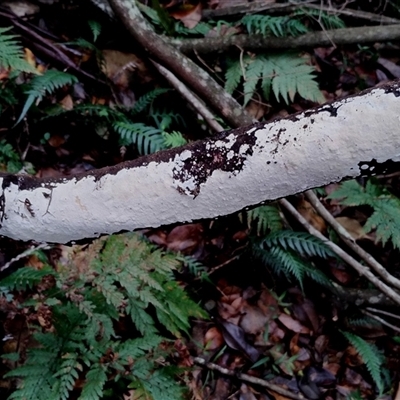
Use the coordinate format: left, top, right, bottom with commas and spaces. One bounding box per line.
151, 61, 224, 134
193, 357, 309, 400
305, 190, 400, 291
366, 307, 400, 320
109, 0, 254, 128
361, 309, 400, 333
278, 198, 400, 306
1, 242, 50, 272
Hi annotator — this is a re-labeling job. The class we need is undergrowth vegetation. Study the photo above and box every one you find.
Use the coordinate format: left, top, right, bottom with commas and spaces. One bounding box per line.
0, 234, 205, 400
0, 2, 397, 398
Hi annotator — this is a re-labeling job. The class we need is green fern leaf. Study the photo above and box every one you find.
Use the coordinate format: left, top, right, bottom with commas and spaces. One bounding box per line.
224, 58, 243, 95
341, 331, 385, 394
162, 131, 187, 148
263, 230, 334, 258
226, 53, 323, 105
118, 335, 162, 361
246, 204, 283, 235
174, 21, 212, 36
16, 70, 78, 125
78, 366, 107, 400
113, 121, 166, 154
267, 53, 324, 104
265, 246, 306, 290
328, 180, 400, 249
150, 108, 185, 131
141, 368, 185, 400
241, 15, 308, 37
295, 8, 345, 30
127, 300, 158, 335
88, 20, 102, 42
0, 27, 37, 74
52, 353, 82, 400
244, 56, 265, 105
0, 265, 55, 291
131, 88, 170, 115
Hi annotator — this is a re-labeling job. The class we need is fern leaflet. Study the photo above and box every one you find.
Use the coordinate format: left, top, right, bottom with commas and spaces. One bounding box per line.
78, 365, 107, 400
341, 331, 386, 394
241, 14, 308, 37
113, 121, 166, 154
254, 230, 333, 290
88, 20, 102, 42
0, 27, 37, 74
16, 70, 78, 125
328, 180, 400, 249
162, 131, 187, 148
225, 53, 324, 105
0, 265, 54, 291
245, 204, 283, 235
131, 88, 170, 116
263, 230, 335, 258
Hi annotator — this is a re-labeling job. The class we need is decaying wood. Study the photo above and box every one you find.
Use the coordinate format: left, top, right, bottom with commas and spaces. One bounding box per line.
1, 81, 400, 243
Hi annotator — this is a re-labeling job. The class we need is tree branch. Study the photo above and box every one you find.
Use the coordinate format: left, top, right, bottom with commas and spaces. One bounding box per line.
107, 0, 253, 128
171, 25, 400, 54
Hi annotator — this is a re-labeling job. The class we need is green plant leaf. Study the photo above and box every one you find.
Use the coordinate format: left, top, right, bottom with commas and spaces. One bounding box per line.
15, 70, 78, 126
0, 27, 38, 74
341, 331, 386, 394
328, 180, 400, 249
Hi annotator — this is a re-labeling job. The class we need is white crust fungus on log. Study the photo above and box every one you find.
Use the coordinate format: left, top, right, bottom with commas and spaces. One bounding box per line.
1, 81, 400, 243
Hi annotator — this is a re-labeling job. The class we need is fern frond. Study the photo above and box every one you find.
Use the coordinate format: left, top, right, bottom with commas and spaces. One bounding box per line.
113, 121, 166, 154
0, 27, 37, 74
52, 353, 82, 400
131, 88, 170, 115
243, 56, 264, 105
88, 20, 102, 42
328, 180, 400, 249
295, 8, 345, 30
263, 230, 334, 258
6, 347, 57, 400
78, 365, 107, 400
16, 70, 78, 125
226, 53, 324, 105
127, 299, 158, 335
267, 53, 324, 104
241, 15, 308, 37
341, 331, 385, 394
348, 316, 382, 328
177, 254, 208, 277
162, 131, 187, 148
262, 246, 307, 290
140, 367, 185, 400
0, 265, 55, 291
246, 204, 283, 235
4, 233, 206, 399
150, 108, 185, 130
225, 58, 244, 95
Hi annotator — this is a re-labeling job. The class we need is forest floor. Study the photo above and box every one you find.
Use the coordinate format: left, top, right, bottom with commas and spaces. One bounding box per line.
1, 1, 400, 399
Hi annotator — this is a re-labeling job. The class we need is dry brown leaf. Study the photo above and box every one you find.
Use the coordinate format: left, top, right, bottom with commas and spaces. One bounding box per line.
204, 326, 224, 350
335, 216, 366, 240
239, 303, 269, 336
60, 95, 74, 111
278, 313, 310, 334
101, 50, 152, 88
166, 223, 204, 254
170, 3, 202, 29
297, 199, 326, 233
